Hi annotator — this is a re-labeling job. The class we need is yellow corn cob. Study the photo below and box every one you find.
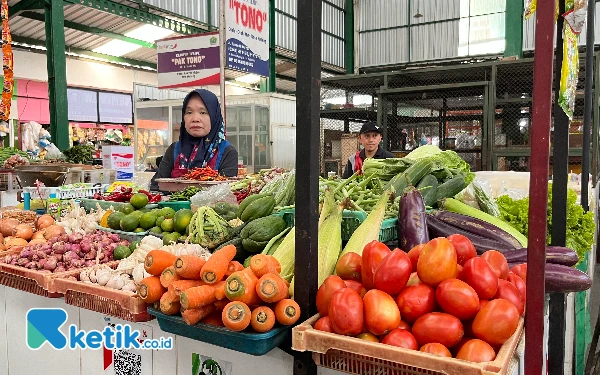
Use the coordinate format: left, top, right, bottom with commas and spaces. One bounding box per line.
271, 226, 296, 282
317, 189, 344, 287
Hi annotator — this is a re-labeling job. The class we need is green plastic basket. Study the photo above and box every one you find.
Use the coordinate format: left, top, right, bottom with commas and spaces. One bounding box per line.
79, 198, 158, 213
96, 226, 149, 243
158, 200, 192, 211
274, 208, 397, 242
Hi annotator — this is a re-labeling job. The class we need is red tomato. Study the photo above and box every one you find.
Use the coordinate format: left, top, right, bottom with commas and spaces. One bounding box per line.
507, 272, 526, 303
420, 343, 452, 357
452, 337, 472, 357
455, 339, 496, 362
455, 264, 464, 280
361, 241, 391, 290
397, 320, 411, 332
329, 288, 364, 336
462, 257, 499, 299
363, 289, 401, 336
314, 316, 332, 332
510, 263, 527, 284
395, 284, 436, 324
435, 278, 480, 321
447, 234, 477, 266
412, 312, 464, 348
316, 275, 347, 317
472, 299, 519, 346
406, 272, 422, 286
381, 328, 419, 350
373, 249, 413, 295
481, 251, 509, 280
479, 299, 489, 312
336, 252, 362, 282
357, 333, 379, 342
417, 238, 457, 286
407, 244, 426, 272
344, 280, 367, 298
494, 279, 525, 315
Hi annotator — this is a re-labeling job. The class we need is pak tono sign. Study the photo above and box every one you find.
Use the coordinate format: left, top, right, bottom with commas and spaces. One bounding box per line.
157, 33, 221, 89
225, 0, 269, 77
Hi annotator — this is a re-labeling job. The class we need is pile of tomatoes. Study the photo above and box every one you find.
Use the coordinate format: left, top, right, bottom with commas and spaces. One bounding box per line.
314, 235, 526, 363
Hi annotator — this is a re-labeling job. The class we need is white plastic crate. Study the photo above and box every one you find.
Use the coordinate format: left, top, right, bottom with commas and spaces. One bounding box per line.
83, 169, 117, 184
24, 184, 106, 200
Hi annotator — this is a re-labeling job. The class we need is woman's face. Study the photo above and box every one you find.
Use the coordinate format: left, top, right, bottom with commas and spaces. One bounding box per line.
184, 95, 211, 138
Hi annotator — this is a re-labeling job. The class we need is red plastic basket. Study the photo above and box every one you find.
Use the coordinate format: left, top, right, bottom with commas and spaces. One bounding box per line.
292, 314, 523, 375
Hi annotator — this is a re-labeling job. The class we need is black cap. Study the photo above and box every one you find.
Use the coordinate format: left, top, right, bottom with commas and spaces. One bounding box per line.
359, 122, 382, 135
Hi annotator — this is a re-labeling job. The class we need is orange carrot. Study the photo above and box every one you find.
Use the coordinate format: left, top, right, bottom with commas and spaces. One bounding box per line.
214, 280, 227, 301
274, 299, 301, 325
213, 299, 229, 311
159, 291, 181, 315
225, 261, 244, 276
160, 266, 182, 288
144, 250, 178, 276
174, 255, 206, 279
250, 255, 282, 278
138, 276, 166, 304
180, 284, 218, 310
251, 306, 276, 333
202, 312, 225, 326
182, 305, 215, 325
222, 301, 251, 331
225, 269, 262, 307
256, 273, 289, 303
200, 245, 237, 284
168, 280, 205, 296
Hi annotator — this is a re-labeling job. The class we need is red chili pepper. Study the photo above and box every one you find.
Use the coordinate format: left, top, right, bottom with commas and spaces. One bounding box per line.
149, 194, 162, 203
139, 189, 154, 200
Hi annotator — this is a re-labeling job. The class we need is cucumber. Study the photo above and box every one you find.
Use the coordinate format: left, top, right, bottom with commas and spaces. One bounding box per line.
385, 159, 433, 194
416, 174, 438, 207
435, 174, 467, 201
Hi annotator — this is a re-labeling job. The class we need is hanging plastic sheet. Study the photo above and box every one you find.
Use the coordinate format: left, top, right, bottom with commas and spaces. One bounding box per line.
525, 0, 560, 20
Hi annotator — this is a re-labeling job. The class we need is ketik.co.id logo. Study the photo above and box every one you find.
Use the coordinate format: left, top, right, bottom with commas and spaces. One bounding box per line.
27, 308, 172, 350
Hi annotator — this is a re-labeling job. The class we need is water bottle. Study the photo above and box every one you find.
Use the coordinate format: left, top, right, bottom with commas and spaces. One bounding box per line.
23, 192, 31, 210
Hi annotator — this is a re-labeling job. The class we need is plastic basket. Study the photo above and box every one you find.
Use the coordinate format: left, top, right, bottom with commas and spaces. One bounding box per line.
96, 226, 149, 243
54, 265, 151, 322
292, 315, 524, 375
83, 169, 117, 184
274, 208, 398, 242
158, 200, 192, 211
79, 198, 158, 213
149, 307, 290, 356
24, 184, 106, 200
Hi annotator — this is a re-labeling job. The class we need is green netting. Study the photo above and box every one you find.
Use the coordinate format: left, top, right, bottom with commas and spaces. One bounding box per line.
575, 252, 592, 375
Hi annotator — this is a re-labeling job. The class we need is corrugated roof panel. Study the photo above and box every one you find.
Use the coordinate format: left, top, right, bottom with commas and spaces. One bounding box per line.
323, 2, 344, 37
358, 27, 409, 67
359, 0, 408, 31
410, 21, 459, 61
143, 0, 209, 24
123, 47, 158, 61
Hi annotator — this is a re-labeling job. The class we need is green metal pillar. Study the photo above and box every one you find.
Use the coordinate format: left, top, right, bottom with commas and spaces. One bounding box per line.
345, 0, 354, 73
44, 0, 69, 150
504, 0, 523, 58
268, 0, 276, 92
207, 0, 212, 27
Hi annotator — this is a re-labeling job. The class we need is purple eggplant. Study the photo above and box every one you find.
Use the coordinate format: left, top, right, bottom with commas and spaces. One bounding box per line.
502, 246, 578, 266
545, 263, 592, 293
398, 187, 429, 251
431, 210, 522, 249
427, 214, 515, 254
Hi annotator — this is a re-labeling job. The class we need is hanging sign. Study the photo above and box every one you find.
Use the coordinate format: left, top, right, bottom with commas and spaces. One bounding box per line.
157, 32, 221, 89
225, 0, 269, 77
99, 92, 133, 124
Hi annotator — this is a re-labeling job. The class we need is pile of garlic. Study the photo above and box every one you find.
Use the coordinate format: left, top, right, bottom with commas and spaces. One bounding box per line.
58, 204, 102, 235
79, 264, 142, 293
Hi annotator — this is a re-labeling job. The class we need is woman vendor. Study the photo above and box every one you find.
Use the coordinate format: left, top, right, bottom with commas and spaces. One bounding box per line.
342, 122, 395, 178
150, 89, 238, 191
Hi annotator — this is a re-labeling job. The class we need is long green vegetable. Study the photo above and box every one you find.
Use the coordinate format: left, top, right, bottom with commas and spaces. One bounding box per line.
441, 198, 528, 247
188, 207, 233, 249
318, 189, 345, 287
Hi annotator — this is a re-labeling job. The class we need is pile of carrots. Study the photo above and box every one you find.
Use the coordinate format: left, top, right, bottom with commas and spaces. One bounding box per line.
138, 245, 300, 333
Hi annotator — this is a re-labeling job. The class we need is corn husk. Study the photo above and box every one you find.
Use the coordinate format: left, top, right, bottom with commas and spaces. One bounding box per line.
317, 189, 345, 287
271, 226, 296, 282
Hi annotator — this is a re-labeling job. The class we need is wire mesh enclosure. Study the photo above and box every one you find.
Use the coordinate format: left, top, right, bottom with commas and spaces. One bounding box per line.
320, 55, 600, 183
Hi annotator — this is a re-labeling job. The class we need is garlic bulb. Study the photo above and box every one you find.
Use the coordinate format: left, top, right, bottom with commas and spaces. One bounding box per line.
96, 269, 112, 286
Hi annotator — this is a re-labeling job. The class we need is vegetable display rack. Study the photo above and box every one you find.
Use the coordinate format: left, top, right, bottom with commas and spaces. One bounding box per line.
23, 184, 106, 200
54, 267, 151, 322
155, 178, 232, 192
149, 307, 290, 356
292, 315, 524, 375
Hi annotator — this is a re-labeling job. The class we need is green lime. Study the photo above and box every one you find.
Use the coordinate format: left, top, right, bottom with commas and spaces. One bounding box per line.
119, 203, 136, 215
155, 216, 165, 227
149, 226, 163, 234
160, 207, 176, 219
130, 193, 149, 209
107, 212, 125, 230
160, 218, 174, 232
133, 228, 145, 233
120, 215, 140, 232
129, 240, 140, 251
162, 232, 180, 245
138, 208, 152, 214
113, 245, 132, 260
139, 212, 157, 230
173, 209, 193, 234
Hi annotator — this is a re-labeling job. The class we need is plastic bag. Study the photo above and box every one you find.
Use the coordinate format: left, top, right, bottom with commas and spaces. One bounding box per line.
497, 181, 529, 200
190, 183, 238, 208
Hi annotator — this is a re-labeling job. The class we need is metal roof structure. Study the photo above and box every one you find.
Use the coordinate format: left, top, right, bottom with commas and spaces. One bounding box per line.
7, 0, 347, 94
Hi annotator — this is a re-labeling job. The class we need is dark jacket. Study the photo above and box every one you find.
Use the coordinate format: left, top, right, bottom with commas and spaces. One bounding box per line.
342, 146, 395, 179
149, 142, 238, 191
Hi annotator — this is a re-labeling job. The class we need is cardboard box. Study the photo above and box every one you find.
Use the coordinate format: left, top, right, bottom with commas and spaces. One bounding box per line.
102, 146, 134, 181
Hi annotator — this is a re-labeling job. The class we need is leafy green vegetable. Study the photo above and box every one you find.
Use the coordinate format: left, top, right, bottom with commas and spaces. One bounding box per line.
406, 145, 474, 184
62, 145, 95, 164
496, 185, 595, 262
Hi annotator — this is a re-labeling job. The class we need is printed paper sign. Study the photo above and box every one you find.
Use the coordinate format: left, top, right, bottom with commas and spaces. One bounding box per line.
157, 33, 221, 89
102, 316, 157, 375
225, 0, 269, 77
192, 353, 233, 375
